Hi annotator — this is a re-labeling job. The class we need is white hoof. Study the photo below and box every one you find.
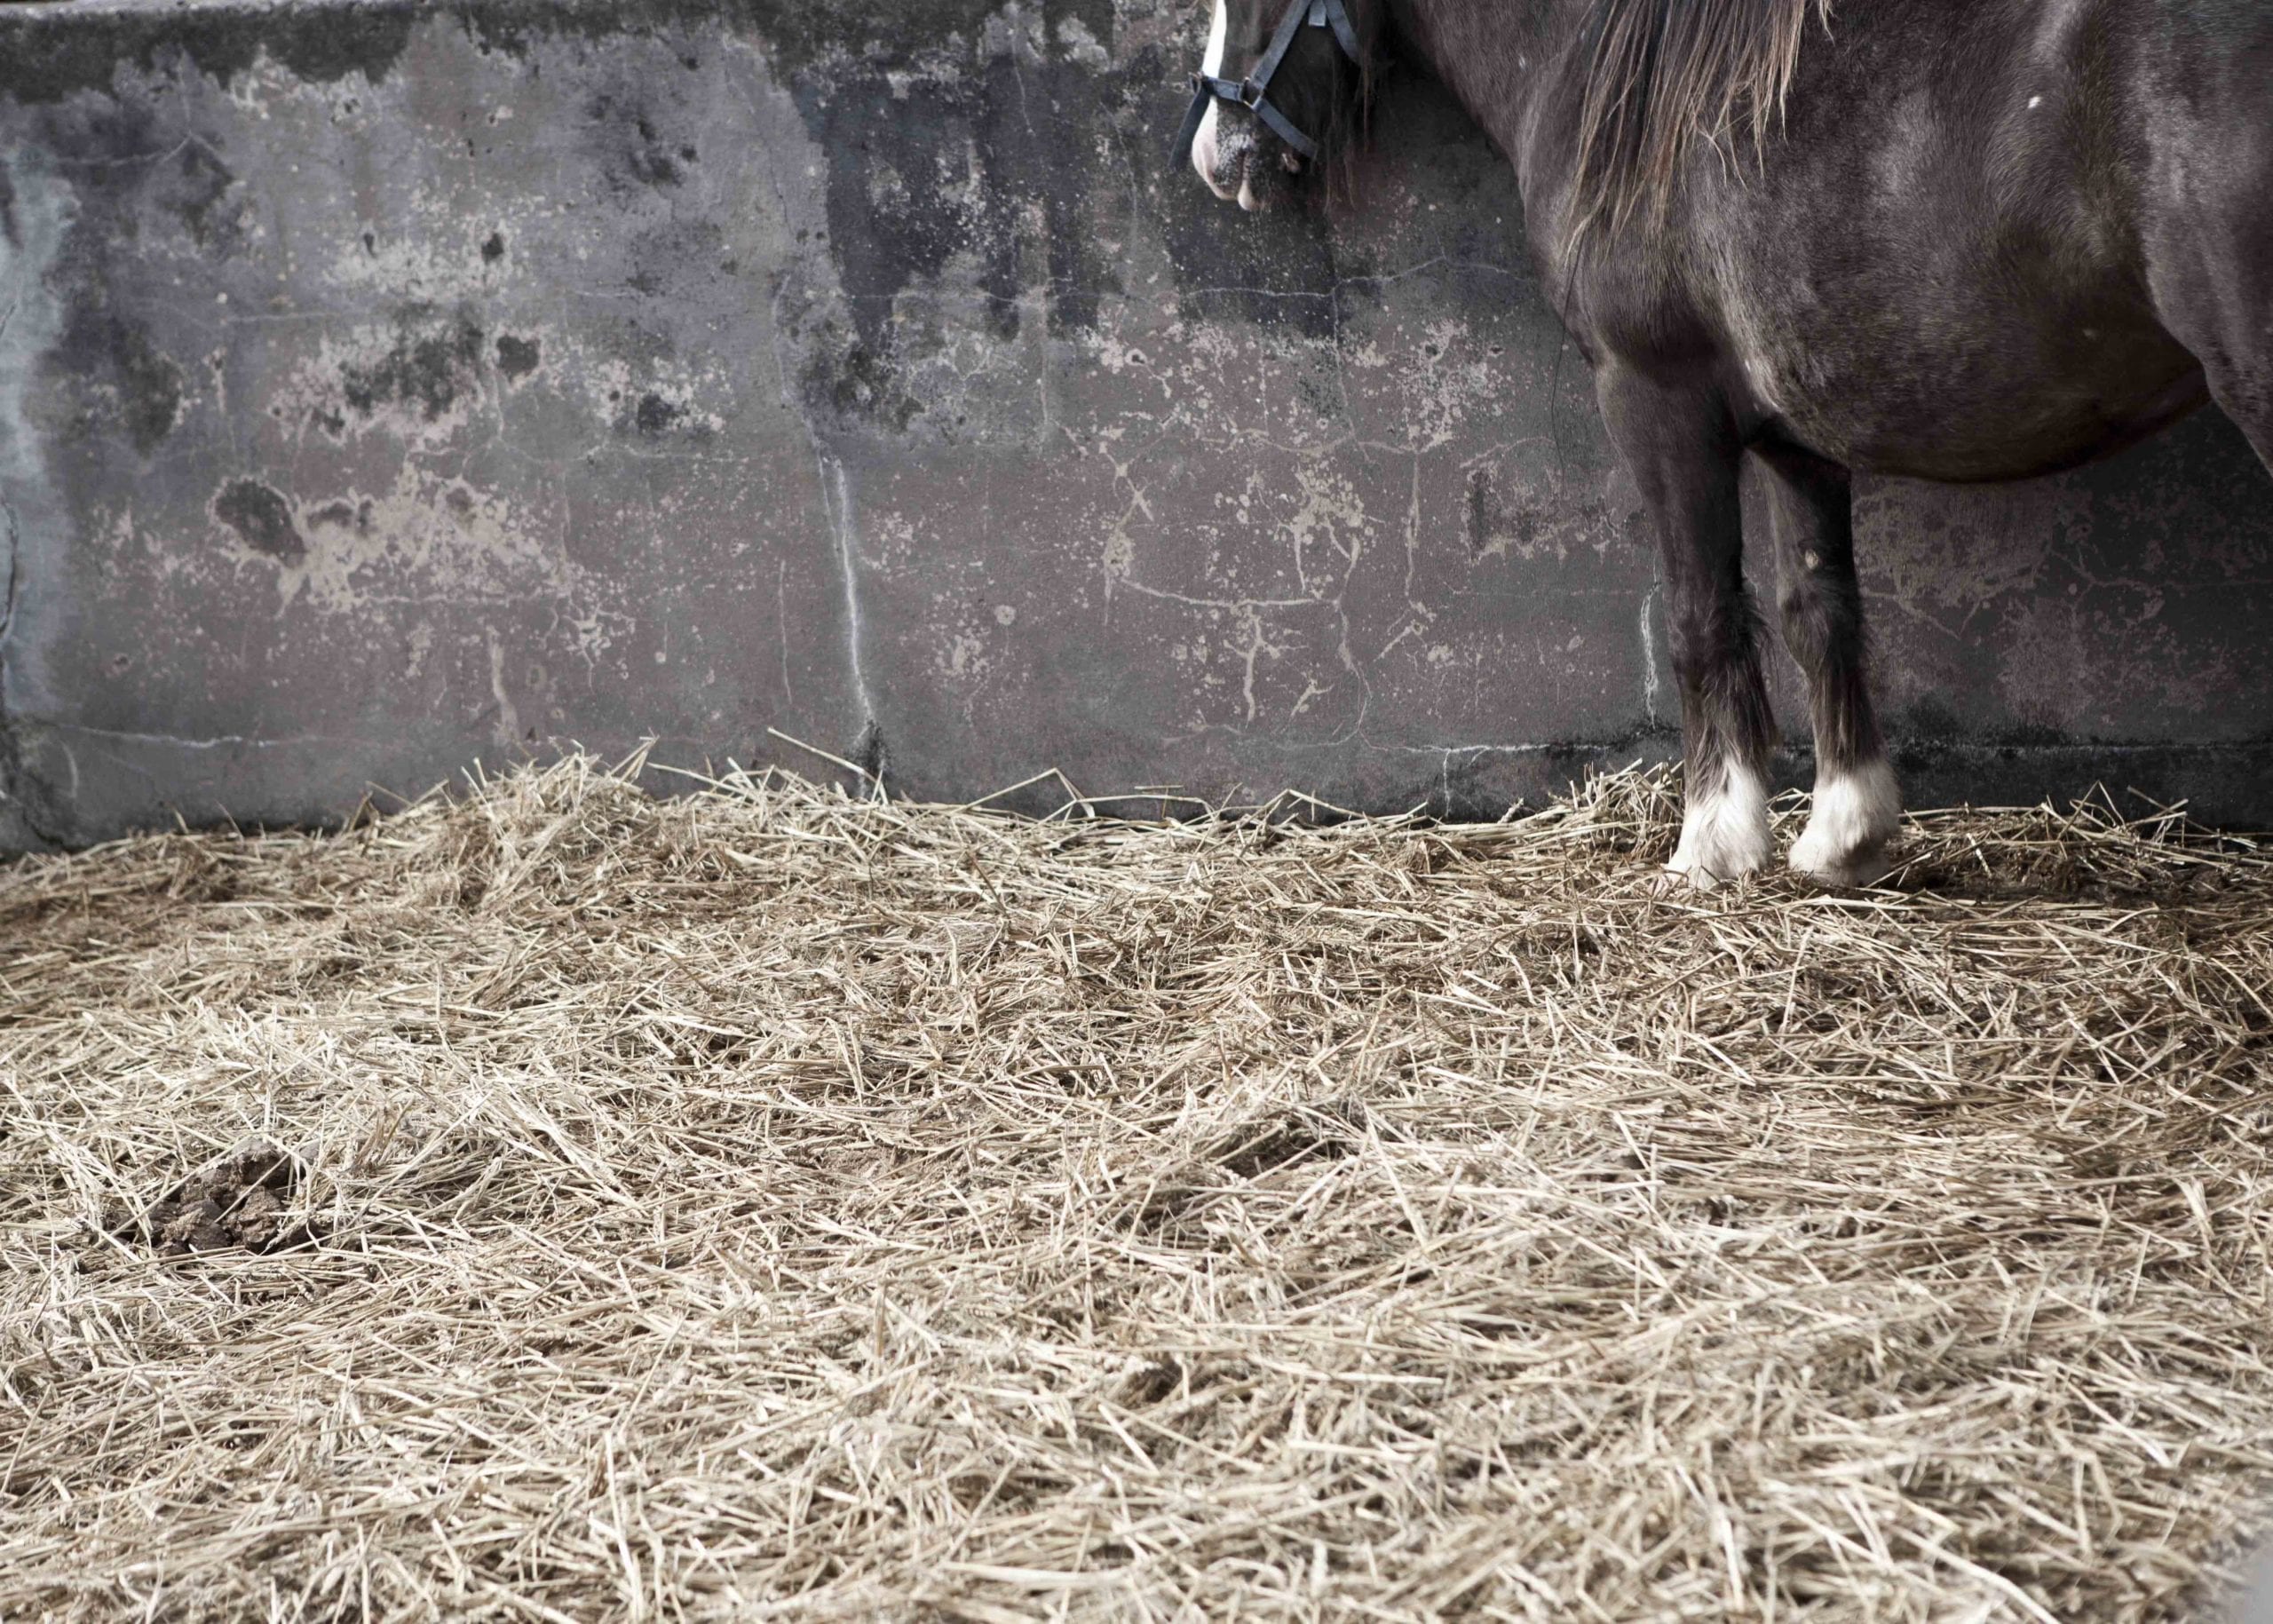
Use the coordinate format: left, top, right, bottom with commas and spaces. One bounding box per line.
1790, 759, 1900, 886
1663, 763, 1771, 889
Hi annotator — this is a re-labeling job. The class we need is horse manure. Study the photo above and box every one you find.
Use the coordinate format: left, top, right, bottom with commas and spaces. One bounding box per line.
123, 1137, 317, 1256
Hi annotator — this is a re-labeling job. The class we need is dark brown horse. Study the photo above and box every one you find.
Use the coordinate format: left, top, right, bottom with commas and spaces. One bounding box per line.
1183, 0, 2273, 886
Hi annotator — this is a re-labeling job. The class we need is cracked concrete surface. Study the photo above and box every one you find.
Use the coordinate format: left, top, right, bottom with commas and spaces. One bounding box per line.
0, 0, 2269, 849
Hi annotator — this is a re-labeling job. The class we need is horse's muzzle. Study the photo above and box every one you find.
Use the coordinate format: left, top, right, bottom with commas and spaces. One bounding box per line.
1192, 107, 1303, 213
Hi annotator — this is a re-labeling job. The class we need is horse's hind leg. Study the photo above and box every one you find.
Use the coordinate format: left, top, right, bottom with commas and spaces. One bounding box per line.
2158, 325, 2273, 495
2142, 127, 2273, 512
1598, 369, 1776, 886
1754, 443, 1900, 885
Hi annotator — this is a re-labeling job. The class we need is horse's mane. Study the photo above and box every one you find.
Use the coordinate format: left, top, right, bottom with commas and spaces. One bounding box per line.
1568, 0, 1831, 240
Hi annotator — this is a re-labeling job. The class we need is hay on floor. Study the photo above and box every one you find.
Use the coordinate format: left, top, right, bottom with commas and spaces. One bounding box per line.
3, 757, 2271, 1623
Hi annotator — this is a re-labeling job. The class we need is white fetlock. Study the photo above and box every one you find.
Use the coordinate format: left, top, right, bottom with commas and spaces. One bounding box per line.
1790, 758, 1901, 886
1662, 762, 1771, 889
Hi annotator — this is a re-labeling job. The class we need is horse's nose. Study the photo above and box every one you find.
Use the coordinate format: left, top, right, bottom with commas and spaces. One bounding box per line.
1191, 103, 1252, 203
1234, 147, 1304, 210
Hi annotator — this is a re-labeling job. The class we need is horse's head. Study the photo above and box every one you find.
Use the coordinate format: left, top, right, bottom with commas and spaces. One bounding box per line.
1179, 0, 1380, 211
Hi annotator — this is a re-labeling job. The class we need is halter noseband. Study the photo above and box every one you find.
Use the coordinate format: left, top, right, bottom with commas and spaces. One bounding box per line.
1173, 0, 1364, 165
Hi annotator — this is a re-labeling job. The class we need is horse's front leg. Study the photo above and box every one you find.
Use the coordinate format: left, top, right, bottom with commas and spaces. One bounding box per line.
1598, 369, 1776, 887
1754, 443, 1900, 886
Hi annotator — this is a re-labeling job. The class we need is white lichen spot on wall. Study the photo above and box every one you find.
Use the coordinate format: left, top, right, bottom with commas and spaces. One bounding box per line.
219, 465, 624, 669
1400, 318, 1503, 450
1102, 526, 1137, 582
981, 4, 1049, 66
1867, 479, 2079, 614
1053, 15, 1112, 67
939, 629, 991, 679
1286, 460, 1376, 594
1096, 335, 1155, 376
271, 321, 484, 450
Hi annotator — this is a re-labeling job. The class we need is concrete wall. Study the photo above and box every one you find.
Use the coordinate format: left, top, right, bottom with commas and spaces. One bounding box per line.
2, 0, 2269, 850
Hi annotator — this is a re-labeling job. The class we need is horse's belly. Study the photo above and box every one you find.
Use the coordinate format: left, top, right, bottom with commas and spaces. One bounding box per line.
1732, 273, 2206, 481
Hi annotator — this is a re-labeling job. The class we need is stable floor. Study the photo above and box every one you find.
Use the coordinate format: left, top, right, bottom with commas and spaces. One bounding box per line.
4, 760, 2270, 1621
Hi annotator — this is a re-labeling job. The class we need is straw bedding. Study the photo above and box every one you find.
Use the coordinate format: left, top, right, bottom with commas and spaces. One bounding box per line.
4, 757, 2272, 1623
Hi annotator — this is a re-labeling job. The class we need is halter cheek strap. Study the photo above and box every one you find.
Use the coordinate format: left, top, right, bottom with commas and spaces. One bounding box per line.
1173, 0, 1364, 165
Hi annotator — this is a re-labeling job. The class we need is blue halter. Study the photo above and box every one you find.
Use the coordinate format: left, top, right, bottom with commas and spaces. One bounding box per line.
1172, 0, 1365, 165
